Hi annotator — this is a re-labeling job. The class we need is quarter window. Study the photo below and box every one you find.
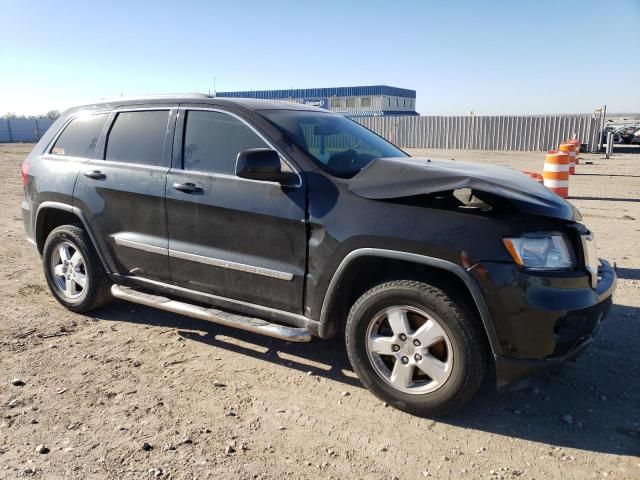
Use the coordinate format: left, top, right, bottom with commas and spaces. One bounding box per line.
50, 114, 107, 158
183, 110, 268, 174
105, 110, 169, 166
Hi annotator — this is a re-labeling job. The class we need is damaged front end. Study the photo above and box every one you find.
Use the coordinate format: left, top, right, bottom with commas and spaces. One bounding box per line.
347, 156, 616, 391
348, 156, 581, 221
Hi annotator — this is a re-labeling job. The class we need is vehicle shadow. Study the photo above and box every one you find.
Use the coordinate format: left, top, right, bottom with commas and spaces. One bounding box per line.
98, 299, 360, 387
614, 267, 640, 280
611, 145, 640, 154
96, 300, 640, 456
595, 144, 640, 155
568, 196, 640, 203
573, 173, 640, 179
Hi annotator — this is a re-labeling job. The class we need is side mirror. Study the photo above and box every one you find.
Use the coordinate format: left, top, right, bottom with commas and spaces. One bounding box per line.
235, 148, 297, 185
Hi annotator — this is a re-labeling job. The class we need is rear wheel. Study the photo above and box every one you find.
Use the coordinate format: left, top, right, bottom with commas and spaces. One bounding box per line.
42, 225, 112, 312
345, 280, 487, 416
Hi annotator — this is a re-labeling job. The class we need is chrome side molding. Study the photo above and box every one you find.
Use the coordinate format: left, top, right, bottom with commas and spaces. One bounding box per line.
111, 285, 311, 342
114, 237, 169, 255
112, 234, 294, 281
168, 250, 294, 281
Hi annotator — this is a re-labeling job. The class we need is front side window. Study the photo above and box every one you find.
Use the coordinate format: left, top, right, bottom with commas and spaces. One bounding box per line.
50, 113, 107, 158
262, 110, 407, 178
183, 110, 268, 174
105, 110, 169, 166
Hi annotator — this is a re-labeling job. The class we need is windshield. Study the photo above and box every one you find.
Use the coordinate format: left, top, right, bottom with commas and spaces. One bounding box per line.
261, 110, 408, 178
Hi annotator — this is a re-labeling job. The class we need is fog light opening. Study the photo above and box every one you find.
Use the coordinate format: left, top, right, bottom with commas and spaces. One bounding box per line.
554, 315, 587, 341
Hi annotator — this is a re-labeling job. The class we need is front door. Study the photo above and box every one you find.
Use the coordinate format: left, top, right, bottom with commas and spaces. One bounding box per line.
73, 107, 176, 281
165, 107, 306, 313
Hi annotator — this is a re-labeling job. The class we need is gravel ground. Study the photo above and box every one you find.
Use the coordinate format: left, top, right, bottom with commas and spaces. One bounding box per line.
1, 143, 638, 479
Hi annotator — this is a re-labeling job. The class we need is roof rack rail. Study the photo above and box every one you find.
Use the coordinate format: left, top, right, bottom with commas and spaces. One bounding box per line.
98, 93, 212, 101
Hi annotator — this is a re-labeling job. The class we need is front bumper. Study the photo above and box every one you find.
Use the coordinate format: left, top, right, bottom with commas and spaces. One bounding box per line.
493, 334, 598, 390
469, 259, 616, 389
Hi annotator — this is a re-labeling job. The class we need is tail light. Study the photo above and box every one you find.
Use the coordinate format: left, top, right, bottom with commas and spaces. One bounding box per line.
21, 160, 30, 186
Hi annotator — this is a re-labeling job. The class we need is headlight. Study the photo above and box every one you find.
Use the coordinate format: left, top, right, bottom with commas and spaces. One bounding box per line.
502, 234, 575, 270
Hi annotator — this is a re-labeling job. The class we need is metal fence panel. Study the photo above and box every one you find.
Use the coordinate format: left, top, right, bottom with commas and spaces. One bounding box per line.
356, 114, 601, 152
1, 113, 601, 151
0, 117, 55, 143
0, 119, 10, 143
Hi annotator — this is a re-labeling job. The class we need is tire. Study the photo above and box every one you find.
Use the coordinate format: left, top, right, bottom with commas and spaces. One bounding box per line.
42, 225, 112, 312
345, 280, 487, 417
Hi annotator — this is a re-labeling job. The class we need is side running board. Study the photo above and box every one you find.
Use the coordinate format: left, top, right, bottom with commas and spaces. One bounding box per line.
111, 285, 312, 342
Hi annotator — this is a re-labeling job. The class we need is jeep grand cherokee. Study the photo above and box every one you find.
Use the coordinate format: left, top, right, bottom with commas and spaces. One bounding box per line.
21, 95, 616, 416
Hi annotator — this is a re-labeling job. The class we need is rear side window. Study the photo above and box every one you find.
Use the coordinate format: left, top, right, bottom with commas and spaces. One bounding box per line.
50, 114, 107, 158
183, 110, 267, 174
105, 110, 169, 166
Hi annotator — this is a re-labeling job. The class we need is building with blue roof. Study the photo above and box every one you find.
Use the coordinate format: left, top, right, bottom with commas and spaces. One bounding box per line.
216, 85, 418, 117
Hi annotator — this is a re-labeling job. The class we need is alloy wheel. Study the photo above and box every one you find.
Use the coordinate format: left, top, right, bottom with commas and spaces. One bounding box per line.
50, 241, 87, 299
365, 305, 453, 394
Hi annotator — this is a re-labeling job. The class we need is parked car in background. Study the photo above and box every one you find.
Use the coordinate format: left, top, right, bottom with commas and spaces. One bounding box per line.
601, 124, 640, 144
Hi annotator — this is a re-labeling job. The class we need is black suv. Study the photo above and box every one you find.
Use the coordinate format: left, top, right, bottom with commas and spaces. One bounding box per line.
21, 96, 616, 416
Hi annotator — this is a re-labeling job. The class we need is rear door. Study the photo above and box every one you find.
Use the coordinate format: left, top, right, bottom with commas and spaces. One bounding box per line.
165, 106, 307, 313
32, 112, 109, 222
73, 106, 177, 281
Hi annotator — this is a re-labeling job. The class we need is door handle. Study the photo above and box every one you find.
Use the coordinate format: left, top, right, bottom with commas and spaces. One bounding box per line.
84, 170, 106, 180
173, 182, 203, 194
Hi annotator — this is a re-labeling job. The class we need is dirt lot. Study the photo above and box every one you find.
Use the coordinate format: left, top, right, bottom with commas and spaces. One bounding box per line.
1, 143, 638, 479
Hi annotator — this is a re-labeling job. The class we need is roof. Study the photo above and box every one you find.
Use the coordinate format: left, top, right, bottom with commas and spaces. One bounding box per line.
65, 95, 330, 114
217, 85, 417, 100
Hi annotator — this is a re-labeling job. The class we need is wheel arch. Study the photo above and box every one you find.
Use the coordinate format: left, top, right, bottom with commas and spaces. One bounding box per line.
35, 202, 113, 273
318, 248, 502, 355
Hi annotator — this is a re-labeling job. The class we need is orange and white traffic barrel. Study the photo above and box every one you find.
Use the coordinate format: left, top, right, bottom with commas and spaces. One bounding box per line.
568, 138, 581, 165
559, 142, 578, 174
543, 150, 569, 198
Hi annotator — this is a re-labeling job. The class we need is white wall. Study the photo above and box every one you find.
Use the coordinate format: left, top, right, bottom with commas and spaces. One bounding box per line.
327, 95, 416, 115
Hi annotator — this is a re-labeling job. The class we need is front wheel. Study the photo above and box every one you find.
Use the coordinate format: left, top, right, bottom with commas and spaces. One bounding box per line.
345, 280, 488, 417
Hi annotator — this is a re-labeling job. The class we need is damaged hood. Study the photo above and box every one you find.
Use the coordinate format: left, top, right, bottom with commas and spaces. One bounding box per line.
348, 157, 580, 221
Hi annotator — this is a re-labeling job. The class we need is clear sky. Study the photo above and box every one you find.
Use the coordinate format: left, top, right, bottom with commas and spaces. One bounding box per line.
1, 0, 639, 116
